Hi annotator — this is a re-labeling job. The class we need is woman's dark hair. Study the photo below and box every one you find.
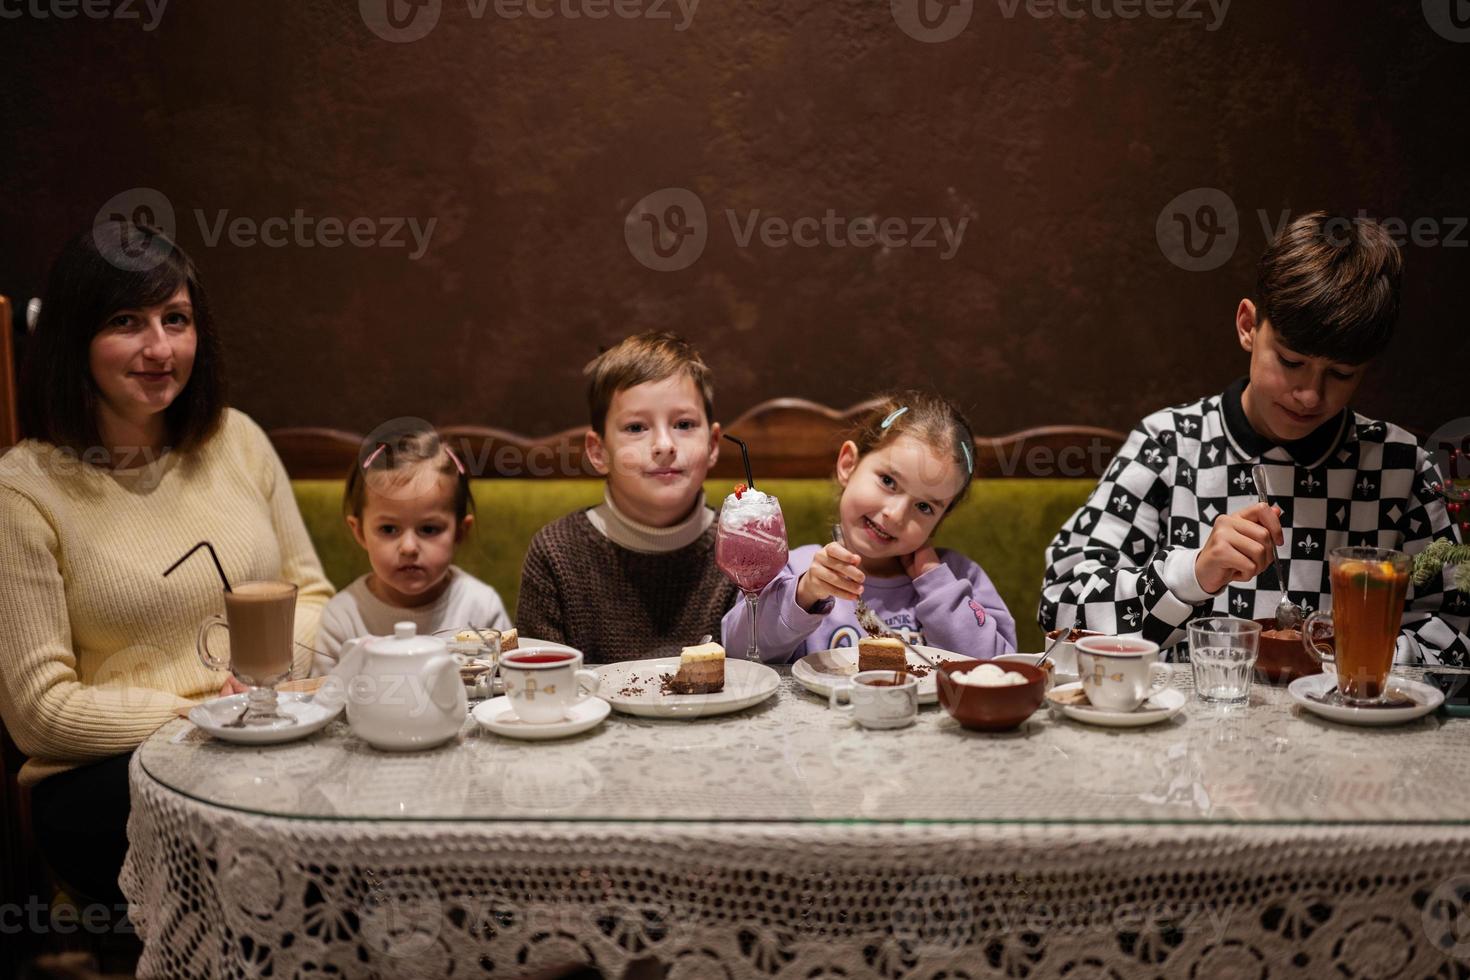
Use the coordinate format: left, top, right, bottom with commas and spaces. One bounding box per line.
18, 222, 227, 457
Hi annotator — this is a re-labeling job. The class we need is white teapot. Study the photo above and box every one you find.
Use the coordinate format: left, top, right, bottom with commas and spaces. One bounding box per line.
334, 622, 466, 751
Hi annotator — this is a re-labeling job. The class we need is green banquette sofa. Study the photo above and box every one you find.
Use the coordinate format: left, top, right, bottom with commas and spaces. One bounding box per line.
291, 477, 1096, 652
276, 401, 1122, 654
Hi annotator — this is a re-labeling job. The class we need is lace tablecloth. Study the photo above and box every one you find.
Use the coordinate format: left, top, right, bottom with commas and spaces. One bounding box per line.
122, 669, 1470, 979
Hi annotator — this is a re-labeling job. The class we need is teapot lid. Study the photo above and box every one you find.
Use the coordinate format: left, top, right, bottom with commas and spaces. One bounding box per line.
365, 621, 445, 656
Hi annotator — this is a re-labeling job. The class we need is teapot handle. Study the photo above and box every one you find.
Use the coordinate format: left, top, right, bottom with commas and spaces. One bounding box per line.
422, 654, 464, 714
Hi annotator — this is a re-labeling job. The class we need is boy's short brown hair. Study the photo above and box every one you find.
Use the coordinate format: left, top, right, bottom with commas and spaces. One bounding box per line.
1256, 211, 1403, 365
584, 331, 714, 434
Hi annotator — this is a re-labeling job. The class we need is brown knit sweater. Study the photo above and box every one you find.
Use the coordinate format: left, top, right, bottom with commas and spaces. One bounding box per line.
516, 509, 740, 663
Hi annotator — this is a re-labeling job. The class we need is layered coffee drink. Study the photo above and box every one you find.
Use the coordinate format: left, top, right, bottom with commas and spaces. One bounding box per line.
222, 580, 297, 684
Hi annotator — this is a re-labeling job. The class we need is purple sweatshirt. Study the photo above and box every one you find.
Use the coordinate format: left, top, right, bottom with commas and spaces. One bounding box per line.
722, 544, 1018, 664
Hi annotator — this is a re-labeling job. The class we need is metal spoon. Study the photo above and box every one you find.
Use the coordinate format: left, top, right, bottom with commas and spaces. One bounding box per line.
1032, 628, 1068, 671
1250, 464, 1305, 631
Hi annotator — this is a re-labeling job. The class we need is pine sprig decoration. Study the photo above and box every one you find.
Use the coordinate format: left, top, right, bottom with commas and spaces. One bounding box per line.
1413, 538, 1470, 593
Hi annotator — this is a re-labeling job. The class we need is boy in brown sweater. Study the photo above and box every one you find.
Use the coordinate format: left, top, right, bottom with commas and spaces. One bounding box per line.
516, 332, 740, 662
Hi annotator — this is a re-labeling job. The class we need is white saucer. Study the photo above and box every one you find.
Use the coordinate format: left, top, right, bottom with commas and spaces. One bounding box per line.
188, 692, 342, 744
473, 695, 611, 740
1046, 682, 1187, 728
1288, 673, 1444, 726
793, 645, 966, 705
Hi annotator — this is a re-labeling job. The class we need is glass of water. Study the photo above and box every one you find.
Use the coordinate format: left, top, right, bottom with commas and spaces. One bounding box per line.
1188, 617, 1261, 704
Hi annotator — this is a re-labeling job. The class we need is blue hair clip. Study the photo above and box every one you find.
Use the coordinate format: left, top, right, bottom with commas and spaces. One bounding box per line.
880, 406, 909, 429
960, 440, 974, 475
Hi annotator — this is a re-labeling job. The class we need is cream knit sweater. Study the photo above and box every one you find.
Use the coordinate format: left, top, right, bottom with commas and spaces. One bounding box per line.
0, 408, 333, 785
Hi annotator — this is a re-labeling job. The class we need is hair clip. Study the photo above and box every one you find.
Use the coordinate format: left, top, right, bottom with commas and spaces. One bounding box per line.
445, 447, 466, 476
362, 443, 388, 469
960, 440, 974, 475
880, 406, 909, 429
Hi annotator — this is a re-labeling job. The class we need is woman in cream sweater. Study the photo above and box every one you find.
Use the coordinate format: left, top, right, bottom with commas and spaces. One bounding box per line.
0, 223, 333, 902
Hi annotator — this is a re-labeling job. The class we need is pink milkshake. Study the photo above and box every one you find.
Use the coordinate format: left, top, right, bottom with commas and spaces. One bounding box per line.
716, 487, 788, 660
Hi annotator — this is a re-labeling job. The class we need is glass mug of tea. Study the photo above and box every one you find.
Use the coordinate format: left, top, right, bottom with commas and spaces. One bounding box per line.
196, 580, 298, 725
1302, 547, 1411, 704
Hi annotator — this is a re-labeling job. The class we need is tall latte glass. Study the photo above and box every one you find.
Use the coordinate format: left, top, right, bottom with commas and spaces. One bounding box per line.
1302, 548, 1411, 705
197, 580, 298, 724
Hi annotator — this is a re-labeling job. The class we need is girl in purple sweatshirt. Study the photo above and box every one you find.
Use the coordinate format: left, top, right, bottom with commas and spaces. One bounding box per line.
723, 389, 1017, 663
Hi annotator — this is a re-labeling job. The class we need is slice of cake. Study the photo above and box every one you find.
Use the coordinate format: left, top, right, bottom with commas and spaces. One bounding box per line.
667, 641, 725, 694
499, 627, 519, 653
858, 636, 906, 673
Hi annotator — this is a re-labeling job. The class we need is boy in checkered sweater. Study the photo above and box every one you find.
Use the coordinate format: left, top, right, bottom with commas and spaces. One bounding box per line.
1040, 212, 1469, 665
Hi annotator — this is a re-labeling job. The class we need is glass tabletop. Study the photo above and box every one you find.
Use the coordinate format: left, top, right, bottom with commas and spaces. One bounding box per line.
137, 666, 1470, 825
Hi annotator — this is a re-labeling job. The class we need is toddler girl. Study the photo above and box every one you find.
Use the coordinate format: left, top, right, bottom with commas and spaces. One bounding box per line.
315, 422, 511, 673
723, 390, 1016, 661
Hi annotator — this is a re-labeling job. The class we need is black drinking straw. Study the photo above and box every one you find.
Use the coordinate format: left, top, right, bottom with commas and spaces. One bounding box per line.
723, 434, 755, 490
163, 541, 233, 591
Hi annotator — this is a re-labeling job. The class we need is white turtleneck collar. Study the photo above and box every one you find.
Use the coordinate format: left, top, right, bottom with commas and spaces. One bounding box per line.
586, 487, 714, 554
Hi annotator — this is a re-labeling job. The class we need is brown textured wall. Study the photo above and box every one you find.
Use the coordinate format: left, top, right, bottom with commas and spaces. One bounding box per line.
2, 1, 1466, 443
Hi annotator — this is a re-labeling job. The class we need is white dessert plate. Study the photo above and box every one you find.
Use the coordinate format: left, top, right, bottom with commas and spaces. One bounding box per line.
594, 657, 780, 719
793, 645, 967, 705
188, 692, 342, 744
1045, 682, 1187, 729
472, 695, 611, 740
1288, 673, 1443, 727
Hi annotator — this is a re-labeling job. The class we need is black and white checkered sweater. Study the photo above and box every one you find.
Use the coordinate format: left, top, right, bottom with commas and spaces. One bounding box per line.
1039, 379, 1469, 665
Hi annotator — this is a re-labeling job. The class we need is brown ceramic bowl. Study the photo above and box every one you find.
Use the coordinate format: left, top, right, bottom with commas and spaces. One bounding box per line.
1252, 618, 1329, 684
935, 660, 1048, 732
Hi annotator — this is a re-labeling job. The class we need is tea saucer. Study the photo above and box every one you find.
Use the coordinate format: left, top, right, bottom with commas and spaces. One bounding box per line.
188, 692, 342, 744
472, 696, 611, 740
1046, 682, 1187, 728
1288, 673, 1443, 726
